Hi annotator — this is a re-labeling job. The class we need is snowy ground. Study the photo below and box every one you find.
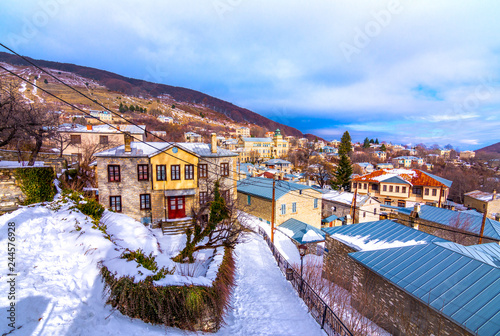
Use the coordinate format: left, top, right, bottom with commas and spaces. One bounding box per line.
0, 202, 324, 335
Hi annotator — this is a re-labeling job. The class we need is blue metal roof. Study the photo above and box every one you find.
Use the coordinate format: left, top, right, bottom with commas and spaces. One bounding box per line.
278, 218, 325, 244
381, 175, 411, 184
322, 214, 340, 222
322, 219, 446, 251
349, 242, 500, 335
264, 159, 291, 165
398, 205, 500, 240
237, 177, 315, 200
420, 170, 453, 188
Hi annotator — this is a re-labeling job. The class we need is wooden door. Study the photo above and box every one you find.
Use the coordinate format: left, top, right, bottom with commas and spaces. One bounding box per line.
168, 196, 185, 219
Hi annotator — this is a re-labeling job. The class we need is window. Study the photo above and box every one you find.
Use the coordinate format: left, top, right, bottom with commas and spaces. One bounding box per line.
171, 165, 180, 180
221, 163, 229, 176
353, 182, 357, 189
314, 198, 318, 209
363, 211, 366, 218
432, 189, 437, 196
281, 204, 286, 215
199, 164, 208, 178
99, 135, 108, 144
109, 196, 122, 212
389, 186, 393, 192
364, 183, 368, 190
70, 134, 81, 144
374, 208, 377, 215
222, 190, 230, 202
398, 200, 406, 207
185, 164, 194, 180
247, 195, 251, 205
383, 185, 387, 192
413, 187, 422, 195
156, 165, 166, 181
395, 186, 400, 193
200, 191, 208, 205
424, 188, 429, 196
385, 200, 391, 205
108, 165, 120, 182
140, 194, 151, 210
292, 202, 297, 213
137, 164, 149, 181
402, 186, 407, 193
371, 184, 378, 191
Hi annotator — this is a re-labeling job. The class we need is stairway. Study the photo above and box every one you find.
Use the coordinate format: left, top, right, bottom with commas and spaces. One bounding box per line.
160, 218, 193, 235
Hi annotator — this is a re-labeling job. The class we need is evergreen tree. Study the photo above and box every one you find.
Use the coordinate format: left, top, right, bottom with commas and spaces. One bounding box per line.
369, 139, 374, 144
129, 105, 135, 112
375, 138, 379, 144
339, 131, 352, 156
363, 137, 370, 148
332, 154, 353, 191
381, 144, 387, 151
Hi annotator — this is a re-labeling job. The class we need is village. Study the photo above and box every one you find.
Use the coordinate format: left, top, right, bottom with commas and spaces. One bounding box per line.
1, 97, 500, 335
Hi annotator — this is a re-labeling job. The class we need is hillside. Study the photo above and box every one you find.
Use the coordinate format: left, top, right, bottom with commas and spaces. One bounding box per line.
477, 142, 500, 154
0, 51, 303, 137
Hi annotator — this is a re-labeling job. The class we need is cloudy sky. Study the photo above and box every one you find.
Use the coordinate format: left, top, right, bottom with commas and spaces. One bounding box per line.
1, 0, 500, 149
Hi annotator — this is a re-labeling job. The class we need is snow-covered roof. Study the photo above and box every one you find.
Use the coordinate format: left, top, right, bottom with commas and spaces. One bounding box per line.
95, 142, 237, 158
241, 137, 272, 143
59, 124, 146, 134
322, 190, 378, 207
465, 190, 499, 202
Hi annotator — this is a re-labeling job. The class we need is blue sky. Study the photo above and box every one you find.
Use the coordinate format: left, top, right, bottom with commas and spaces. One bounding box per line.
1, 0, 500, 149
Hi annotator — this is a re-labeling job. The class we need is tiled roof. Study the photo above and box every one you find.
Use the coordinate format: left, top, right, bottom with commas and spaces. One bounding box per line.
278, 218, 325, 244
352, 169, 452, 188
322, 219, 446, 251
349, 242, 500, 335
397, 205, 500, 240
237, 177, 315, 200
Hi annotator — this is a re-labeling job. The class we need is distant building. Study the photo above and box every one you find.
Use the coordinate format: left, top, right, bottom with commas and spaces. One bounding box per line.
263, 159, 292, 173
322, 190, 380, 225
237, 129, 289, 162
235, 127, 250, 137
392, 156, 424, 167
88, 110, 113, 123
464, 190, 500, 220
184, 132, 203, 143
157, 115, 173, 123
355, 162, 374, 174
372, 151, 387, 160
376, 162, 394, 170
460, 150, 476, 160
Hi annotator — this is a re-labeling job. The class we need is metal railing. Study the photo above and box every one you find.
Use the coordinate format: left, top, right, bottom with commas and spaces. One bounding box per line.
258, 227, 353, 336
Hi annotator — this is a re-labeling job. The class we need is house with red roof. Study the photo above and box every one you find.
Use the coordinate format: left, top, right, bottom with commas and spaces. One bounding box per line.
351, 168, 452, 207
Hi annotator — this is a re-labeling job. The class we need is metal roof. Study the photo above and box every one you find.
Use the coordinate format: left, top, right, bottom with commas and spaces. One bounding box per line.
322, 214, 340, 222
237, 177, 316, 200
398, 205, 500, 241
241, 137, 272, 142
381, 175, 411, 185
95, 142, 237, 158
349, 242, 500, 335
278, 218, 325, 244
322, 219, 446, 251
264, 159, 291, 165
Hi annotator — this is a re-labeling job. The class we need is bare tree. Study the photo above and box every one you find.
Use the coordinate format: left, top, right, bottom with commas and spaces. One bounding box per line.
23, 104, 59, 165
0, 80, 25, 148
306, 156, 335, 188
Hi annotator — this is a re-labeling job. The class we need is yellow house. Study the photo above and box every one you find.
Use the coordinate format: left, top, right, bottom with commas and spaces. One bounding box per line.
237, 176, 322, 229
95, 133, 238, 229
237, 129, 289, 163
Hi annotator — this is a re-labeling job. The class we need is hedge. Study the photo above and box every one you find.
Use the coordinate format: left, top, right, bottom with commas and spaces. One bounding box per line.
14, 167, 56, 205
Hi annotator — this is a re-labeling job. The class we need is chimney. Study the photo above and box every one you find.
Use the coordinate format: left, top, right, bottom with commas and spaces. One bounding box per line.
414, 203, 421, 213
86, 124, 92, 131
493, 190, 497, 201
124, 132, 132, 152
211, 133, 217, 154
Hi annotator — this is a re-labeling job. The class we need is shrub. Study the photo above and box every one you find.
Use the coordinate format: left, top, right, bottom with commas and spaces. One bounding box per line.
102, 247, 236, 332
14, 167, 56, 205
76, 197, 104, 221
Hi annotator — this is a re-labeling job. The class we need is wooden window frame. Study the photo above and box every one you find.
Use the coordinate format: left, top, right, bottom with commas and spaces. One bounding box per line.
185, 164, 194, 180
221, 162, 229, 177
171, 165, 181, 180
137, 164, 149, 181
109, 196, 122, 212
140, 194, 151, 210
108, 165, 121, 182
199, 164, 208, 178
156, 165, 166, 181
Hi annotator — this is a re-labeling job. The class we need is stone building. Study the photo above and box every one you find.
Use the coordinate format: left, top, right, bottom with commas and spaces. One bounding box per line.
395, 204, 500, 245
237, 176, 322, 229
459, 150, 476, 160
349, 242, 500, 336
321, 219, 445, 291
237, 129, 289, 163
322, 190, 380, 226
464, 190, 500, 220
57, 124, 146, 159
351, 168, 452, 208
95, 133, 237, 229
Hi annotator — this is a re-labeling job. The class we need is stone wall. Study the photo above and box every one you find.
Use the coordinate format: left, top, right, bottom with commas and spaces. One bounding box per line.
0, 168, 25, 214
322, 236, 357, 291
350, 259, 473, 336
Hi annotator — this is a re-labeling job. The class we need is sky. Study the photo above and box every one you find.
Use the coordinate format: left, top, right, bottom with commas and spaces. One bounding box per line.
1, 0, 500, 150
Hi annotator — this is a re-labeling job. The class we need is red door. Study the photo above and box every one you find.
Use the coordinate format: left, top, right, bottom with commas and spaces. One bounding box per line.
168, 196, 185, 219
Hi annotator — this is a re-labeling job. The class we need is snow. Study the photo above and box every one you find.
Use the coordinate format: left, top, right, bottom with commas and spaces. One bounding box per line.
302, 229, 325, 243
0, 201, 326, 335
331, 233, 428, 251
0, 161, 45, 168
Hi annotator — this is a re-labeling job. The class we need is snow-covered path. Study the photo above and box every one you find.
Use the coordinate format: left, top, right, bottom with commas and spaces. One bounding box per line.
220, 233, 325, 336
0, 206, 323, 336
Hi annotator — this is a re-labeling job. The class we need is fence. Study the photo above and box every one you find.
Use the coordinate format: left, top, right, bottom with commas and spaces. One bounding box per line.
258, 227, 353, 336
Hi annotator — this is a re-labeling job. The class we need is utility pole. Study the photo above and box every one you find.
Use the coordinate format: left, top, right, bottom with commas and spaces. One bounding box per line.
350, 185, 358, 224
271, 175, 276, 243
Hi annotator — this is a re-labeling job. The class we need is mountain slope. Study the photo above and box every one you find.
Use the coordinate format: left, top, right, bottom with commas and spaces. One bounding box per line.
0, 51, 302, 136
477, 142, 500, 154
